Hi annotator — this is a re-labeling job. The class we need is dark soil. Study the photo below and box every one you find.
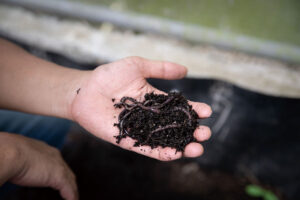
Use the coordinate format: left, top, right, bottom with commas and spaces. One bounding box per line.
113, 92, 199, 151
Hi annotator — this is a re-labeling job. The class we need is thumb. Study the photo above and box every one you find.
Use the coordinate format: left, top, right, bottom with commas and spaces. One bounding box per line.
134, 57, 188, 80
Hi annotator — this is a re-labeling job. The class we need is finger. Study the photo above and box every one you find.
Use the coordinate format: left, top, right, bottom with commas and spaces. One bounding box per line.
65, 167, 78, 200
159, 147, 182, 161
184, 142, 204, 158
189, 101, 212, 118
59, 182, 78, 200
134, 57, 187, 80
194, 126, 212, 141
119, 137, 182, 161
52, 167, 78, 200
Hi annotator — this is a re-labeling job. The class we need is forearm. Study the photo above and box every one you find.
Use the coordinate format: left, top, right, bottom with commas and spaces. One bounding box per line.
0, 39, 90, 119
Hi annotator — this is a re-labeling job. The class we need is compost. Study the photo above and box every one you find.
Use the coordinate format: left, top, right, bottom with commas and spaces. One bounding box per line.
114, 92, 200, 151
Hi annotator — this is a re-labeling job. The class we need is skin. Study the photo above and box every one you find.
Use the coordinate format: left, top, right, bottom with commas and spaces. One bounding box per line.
0, 133, 77, 200
0, 39, 212, 199
71, 57, 212, 160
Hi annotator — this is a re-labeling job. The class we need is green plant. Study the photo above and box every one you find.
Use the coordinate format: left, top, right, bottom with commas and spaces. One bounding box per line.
245, 184, 279, 200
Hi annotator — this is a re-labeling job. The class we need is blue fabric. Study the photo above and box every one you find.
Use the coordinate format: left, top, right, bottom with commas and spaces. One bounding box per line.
0, 109, 71, 198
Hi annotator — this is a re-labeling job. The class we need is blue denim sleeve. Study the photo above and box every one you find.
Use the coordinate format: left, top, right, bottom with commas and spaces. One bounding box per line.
0, 110, 71, 148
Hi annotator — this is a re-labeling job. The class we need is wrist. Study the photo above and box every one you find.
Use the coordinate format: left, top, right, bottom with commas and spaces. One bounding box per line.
59, 69, 92, 121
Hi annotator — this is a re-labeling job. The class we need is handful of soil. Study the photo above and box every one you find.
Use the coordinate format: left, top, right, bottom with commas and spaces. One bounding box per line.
113, 92, 200, 152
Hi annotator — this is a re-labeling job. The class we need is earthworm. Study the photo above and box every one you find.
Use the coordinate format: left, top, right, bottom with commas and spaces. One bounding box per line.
151, 124, 182, 134
140, 124, 181, 145
173, 106, 192, 126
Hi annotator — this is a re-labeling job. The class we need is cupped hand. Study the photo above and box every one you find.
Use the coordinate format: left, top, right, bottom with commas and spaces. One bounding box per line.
71, 57, 212, 161
2, 134, 78, 200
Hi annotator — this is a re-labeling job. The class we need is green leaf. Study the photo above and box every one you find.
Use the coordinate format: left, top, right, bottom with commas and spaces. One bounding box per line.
264, 191, 279, 200
245, 184, 265, 197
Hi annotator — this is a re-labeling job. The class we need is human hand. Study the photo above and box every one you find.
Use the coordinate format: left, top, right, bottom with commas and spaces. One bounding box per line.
0, 133, 77, 200
71, 57, 212, 161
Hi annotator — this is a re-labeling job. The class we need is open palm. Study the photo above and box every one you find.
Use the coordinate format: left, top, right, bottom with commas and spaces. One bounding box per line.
71, 57, 212, 161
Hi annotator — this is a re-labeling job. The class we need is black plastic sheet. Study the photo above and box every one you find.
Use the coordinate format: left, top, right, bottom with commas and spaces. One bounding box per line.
149, 78, 300, 199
